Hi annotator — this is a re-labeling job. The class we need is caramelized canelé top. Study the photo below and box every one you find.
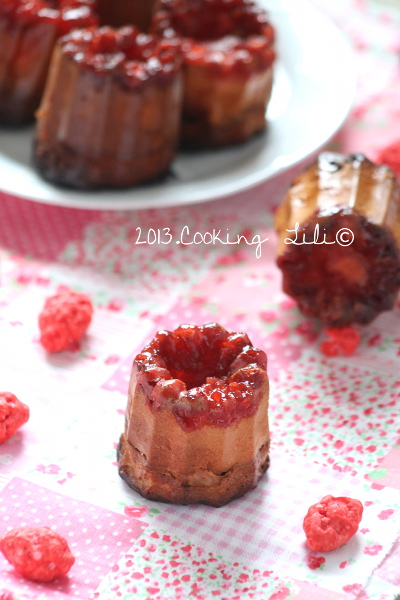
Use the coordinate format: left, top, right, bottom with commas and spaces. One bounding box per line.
151, 0, 275, 76
59, 26, 183, 88
133, 323, 268, 431
0, 0, 98, 33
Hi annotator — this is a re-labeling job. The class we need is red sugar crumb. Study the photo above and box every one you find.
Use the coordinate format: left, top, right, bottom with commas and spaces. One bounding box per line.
0, 527, 74, 582
306, 554, 326, 570
39, 289, 93, 352
321, 327, 361, 357
377, 140, 400, 177
0, 392, 29, 444
303, 495, 363, 552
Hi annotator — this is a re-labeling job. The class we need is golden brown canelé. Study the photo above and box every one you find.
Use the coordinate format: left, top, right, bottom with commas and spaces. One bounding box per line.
275, 152, 400, 327
151, 0, 275, 149
0, 0, 98, 125
97, 0, 159, 31
118, 324, 270, 507
33, 26, 183, 189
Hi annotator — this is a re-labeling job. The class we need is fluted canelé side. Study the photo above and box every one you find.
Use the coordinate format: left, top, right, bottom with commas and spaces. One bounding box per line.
151, 0, 275, 148
34, 26, 183, 189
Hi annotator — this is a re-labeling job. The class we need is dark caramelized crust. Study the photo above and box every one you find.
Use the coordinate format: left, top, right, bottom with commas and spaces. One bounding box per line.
118, 431, 270, 507
133, 324, 267, 428
118, 324, 270, 506
275, 153, 400, 327
34, 26, 183, 189
151, 0, 275, 148
59, 25, 182, 88
0, 0, 97, 124
97, 0, 159, 31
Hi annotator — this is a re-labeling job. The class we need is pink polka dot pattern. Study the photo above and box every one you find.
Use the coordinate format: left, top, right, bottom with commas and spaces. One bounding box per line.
0, 478, 148, 598
101, 351, 138, 395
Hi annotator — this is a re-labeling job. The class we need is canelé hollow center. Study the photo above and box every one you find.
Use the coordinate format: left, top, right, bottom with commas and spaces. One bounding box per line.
151, 324, 253, 389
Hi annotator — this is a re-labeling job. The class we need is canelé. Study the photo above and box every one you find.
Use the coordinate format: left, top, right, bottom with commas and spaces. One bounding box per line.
151, 0, 275, 148
34, 26, 183, 188
275, 153, 400, 327
0, 0, 97, 125
118, 324, 270, 507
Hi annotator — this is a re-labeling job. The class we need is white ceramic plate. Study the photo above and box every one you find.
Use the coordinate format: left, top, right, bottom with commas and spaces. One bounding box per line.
0, 0, 356, 210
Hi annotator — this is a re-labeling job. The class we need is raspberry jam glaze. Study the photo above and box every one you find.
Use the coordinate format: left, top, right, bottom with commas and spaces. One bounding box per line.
0, 0, 98, 34
61, 26, 183, 88
134, 324, 268, 431
151, 0, 275, 75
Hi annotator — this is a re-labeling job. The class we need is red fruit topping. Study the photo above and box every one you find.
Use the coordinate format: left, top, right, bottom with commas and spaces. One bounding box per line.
153, 0, 274, 42
152, 0, 275, 75
0, 527, 75, 582
377, 140, 400, 178
278, 207, 400, 327
135, 323, 268, 430
321, 326, 361, 357
61, 26, 183, 87
0, 0, 98, 35
39, 289, 93, 352
0, 392, 29, 444
229, 347, 267, 373
303, 495, 363, 552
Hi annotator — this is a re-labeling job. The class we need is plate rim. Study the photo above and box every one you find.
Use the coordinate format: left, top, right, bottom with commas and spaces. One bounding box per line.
0, 0, 356, 211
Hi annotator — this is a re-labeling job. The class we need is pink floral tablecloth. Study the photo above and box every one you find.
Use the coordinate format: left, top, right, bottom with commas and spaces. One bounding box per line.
1, 1, 400, 599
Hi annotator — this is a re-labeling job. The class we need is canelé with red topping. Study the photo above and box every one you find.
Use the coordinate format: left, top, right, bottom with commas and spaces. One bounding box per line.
118, 323, 270, 507
97, 0, 159, 31
151, 0, 275, 148
34, 26, 183, 188
275, 153, 400, 327
0, 0, 97, 125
